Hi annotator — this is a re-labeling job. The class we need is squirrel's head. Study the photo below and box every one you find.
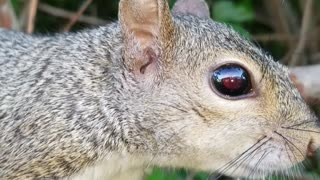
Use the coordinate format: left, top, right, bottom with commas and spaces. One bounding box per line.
118, 0, 320, 178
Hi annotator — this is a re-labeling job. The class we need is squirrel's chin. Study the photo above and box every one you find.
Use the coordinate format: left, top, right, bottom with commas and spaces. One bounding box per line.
184, 151, 303, 178
214, 162, 296, 178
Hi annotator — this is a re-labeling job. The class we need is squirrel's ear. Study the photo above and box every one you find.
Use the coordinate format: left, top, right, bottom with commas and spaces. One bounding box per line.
119, 0, 174, 82
172, 0, 210, 19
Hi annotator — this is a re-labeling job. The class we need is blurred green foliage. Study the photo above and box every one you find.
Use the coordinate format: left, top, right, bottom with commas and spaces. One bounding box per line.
212, 0, 254, 38
147, 168, 210, 180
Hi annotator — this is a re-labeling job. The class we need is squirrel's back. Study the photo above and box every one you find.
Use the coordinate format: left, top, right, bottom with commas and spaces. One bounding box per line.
0, 24, 130, 179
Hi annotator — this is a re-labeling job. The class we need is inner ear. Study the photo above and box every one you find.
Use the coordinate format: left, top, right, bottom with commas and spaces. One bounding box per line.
140, 48, 157, 74
119, 0, 174, 81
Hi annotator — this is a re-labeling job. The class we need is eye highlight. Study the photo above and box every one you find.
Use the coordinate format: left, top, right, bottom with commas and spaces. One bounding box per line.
210, 64, 252, 98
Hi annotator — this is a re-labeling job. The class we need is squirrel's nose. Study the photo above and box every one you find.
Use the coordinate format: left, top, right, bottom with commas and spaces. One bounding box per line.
307, 138, 318, 158
308, 121, 320, 154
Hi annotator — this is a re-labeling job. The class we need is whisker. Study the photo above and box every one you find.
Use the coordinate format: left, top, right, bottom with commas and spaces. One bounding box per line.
284, 143, 301, 179
215, 137, 270, 178
275, 131, 312, 172
295, 162, 305, 179
282, 120, 315, 128
213, 137, 266, 177
284, 141, 294, 166
227, 146, 263, 177
281, 127, 320, 134
279, 132, 306, 148
248, 150, 270, 178
274, 131, 306, 159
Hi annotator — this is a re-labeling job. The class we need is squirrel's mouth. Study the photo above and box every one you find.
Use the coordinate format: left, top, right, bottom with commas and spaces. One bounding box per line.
230, 138, 320, 178
219, 134, 320, 178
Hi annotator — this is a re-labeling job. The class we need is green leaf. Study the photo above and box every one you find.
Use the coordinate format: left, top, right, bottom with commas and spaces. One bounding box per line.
147, 168, 166, 180
147, 168, 186, 180
193, 172, 209, 180
168, 0, 177, 8
10, 0, 22, 15
213, 1, 254, 23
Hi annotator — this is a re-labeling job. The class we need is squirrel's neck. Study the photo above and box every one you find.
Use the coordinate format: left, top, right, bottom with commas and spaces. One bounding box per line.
0, 22, 157, 179
66, 23, 152, 178
0, 23, 152, 179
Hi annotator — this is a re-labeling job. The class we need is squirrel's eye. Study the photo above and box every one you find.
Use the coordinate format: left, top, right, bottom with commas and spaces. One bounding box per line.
210, 64, 252, 98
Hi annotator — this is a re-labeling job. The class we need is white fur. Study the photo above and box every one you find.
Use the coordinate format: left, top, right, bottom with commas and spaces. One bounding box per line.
68, 153, 146, 180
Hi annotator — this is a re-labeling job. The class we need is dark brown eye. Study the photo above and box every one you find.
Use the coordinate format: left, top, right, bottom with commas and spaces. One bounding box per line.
210, 64, 252, 98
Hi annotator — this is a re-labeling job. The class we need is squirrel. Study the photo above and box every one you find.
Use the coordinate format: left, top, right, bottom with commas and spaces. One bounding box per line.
0, 0, 319, 179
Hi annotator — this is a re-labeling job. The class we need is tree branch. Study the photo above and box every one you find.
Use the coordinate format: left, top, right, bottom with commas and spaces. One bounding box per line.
253, 34, 297, 42
38, 3, 107, 26
26, 0, 38, 33
289, 0, 313, 65
62, 0, 93, 32
290, 65, 320, 105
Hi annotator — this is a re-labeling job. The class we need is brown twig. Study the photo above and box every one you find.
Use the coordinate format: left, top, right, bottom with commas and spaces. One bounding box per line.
263, 0, 293, 44
253, 34, 297, 42
0, 0, 19, 30
38, 3, 106, 26
0, 0, 12, 29
26, 0, 38, 33
289, 0, 313, 66
263, 0, 300, 65
282, 0, 299, 34
62, 0, 93, 32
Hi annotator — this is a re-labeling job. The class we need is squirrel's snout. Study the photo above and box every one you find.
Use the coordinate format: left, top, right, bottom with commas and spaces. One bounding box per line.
307, 138, 318, 158
307, 117, 320, 153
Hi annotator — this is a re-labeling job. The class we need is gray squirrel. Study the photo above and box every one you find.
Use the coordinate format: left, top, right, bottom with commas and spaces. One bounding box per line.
0, 0, 319, 179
